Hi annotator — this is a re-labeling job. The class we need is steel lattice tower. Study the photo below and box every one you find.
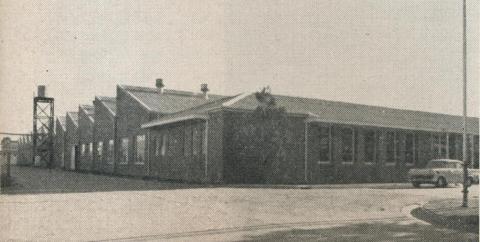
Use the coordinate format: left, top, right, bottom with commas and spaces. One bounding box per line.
33, 86, 54, 168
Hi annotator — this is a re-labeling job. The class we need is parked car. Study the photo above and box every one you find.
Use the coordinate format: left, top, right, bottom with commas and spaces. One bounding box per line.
408, 159, 479, 188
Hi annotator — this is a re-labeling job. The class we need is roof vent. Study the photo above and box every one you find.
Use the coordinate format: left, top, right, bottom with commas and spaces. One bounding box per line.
201, 83, 209, 99
156, 78, 165, 93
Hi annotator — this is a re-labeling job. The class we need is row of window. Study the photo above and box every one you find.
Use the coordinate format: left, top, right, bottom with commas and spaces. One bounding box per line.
314, 125, 479, 166
80, 140, 114, 164
119, 135, 145, 165
79, 125, 206, 167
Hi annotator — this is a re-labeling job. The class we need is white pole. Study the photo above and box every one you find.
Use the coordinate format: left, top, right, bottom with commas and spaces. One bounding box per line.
462, 0, 469, 208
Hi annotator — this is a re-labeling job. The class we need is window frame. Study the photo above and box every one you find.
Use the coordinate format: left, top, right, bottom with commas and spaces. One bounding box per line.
340, 127, 355, 165
134, 135, 146, 165
363, 129, 376, 165
317, 125, 332, 165
107, 139, 114, 164
405, 133, 415, 166
385, 131, 396, 166
97, 141, 104, 162
119, 137, 129, 165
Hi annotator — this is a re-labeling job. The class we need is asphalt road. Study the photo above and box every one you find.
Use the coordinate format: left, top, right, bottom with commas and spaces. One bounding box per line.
1, 166, 478, 241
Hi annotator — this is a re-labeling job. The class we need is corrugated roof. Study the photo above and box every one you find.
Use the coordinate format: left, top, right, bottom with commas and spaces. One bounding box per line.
96, 96, 117, 116
143, 91, 479, 133
142, 95, 239, 128
119, 85, 227, 113
227, 94, 479, 134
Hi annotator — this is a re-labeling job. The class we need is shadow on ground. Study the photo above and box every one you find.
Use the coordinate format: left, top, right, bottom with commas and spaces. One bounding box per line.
1, 166, 208, 195
239, 221, 479, 242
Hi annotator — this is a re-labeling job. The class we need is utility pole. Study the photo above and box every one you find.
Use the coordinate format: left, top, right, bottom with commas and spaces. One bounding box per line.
461, 0, 469, 208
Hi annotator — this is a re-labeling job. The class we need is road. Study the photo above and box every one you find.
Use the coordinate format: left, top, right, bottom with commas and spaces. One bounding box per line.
1, 166, 478, 241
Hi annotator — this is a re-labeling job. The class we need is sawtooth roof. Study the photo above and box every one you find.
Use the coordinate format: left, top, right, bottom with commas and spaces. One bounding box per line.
119, 85, 227, 114
66, 112, 78, 127
96, 96, 117, 116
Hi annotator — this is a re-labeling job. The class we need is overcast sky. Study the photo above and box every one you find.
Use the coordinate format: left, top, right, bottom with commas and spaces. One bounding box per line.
0, 0, 478, 134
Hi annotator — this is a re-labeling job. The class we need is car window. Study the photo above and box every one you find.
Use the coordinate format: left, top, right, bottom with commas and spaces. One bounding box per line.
446, 163, 457, 169
426, 161, 446, 168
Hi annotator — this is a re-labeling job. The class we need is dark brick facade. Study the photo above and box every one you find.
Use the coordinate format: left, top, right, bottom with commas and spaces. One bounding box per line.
77, 106, 95, 171
64, 112, 78, 170
115, 86, 151, 177
54, 118, 66, 169
92, 97, 116, 174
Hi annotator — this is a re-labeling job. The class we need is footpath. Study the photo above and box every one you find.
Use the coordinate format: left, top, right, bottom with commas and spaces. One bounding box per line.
412, 197, 479, 234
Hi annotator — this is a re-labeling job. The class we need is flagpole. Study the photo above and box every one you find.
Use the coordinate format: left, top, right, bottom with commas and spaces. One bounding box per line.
462, 0, 469, 208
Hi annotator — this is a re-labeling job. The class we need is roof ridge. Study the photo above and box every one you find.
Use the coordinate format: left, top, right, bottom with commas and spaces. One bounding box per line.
272, 94, 479, 120
119, 84, 221, 98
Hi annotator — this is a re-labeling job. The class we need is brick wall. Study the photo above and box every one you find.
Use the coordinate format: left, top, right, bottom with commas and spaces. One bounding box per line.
54, 120, 65, 169
92, 99, 116, 174
115, 86, 150, 177
78, 107, 94, 172
64, 116, 78, 170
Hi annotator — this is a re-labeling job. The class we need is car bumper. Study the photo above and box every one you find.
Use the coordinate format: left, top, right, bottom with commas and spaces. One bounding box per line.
409, 175, 435, 183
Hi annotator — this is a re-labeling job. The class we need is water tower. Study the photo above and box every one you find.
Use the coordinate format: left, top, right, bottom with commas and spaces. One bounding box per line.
33, 85, 54, 168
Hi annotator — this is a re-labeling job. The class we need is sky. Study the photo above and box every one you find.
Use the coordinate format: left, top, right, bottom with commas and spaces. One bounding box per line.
0, 0, 478, 134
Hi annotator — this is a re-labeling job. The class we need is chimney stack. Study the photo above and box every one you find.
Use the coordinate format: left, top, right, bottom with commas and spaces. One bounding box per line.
156, 78, 165, 93
201, 83, 209, 99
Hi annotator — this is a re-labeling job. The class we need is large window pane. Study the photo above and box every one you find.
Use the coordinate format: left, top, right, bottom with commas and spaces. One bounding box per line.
161, 133, 168, 156
448, 134, 457, 159
385, 131, 395, 163
364, 130, 375, 163
405, 133, 415, 165
97, 141, 103, 162
119, 137, 129, 164
107, 140, 114, 164
474, 135, 479, 169
341, 128, 354, 163
135, 135, 145, 164
319, 126, 330, 162
192, 126, 202, 156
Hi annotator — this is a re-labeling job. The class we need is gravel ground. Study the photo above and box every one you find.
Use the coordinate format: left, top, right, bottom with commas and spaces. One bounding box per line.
1, 166, 478, 241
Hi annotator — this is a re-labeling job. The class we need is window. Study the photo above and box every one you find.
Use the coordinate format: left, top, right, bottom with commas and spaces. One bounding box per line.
161, 133, 168, 156
135, 135, 145, 165
432, 133, 447, 159
385, 131, 395, 164
119, 137, 129, 164
340, 128, 354, 164
89, 143, 93, 159
405, 133, 415, 165
97, 141, 103, 161
364, 130, 375, 164
448, 134, 456, 159
107, 140, 114, 164
474, 135, 479, 169
202, 126, 207, 155
319, 126, 331, 163
154, 135, 161, 157
440, 134, 447, 158
192, 126, 202, 156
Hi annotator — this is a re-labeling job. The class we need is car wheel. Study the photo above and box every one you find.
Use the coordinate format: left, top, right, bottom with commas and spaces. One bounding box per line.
412, 182, 421, 188
436, 177, 447, 188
